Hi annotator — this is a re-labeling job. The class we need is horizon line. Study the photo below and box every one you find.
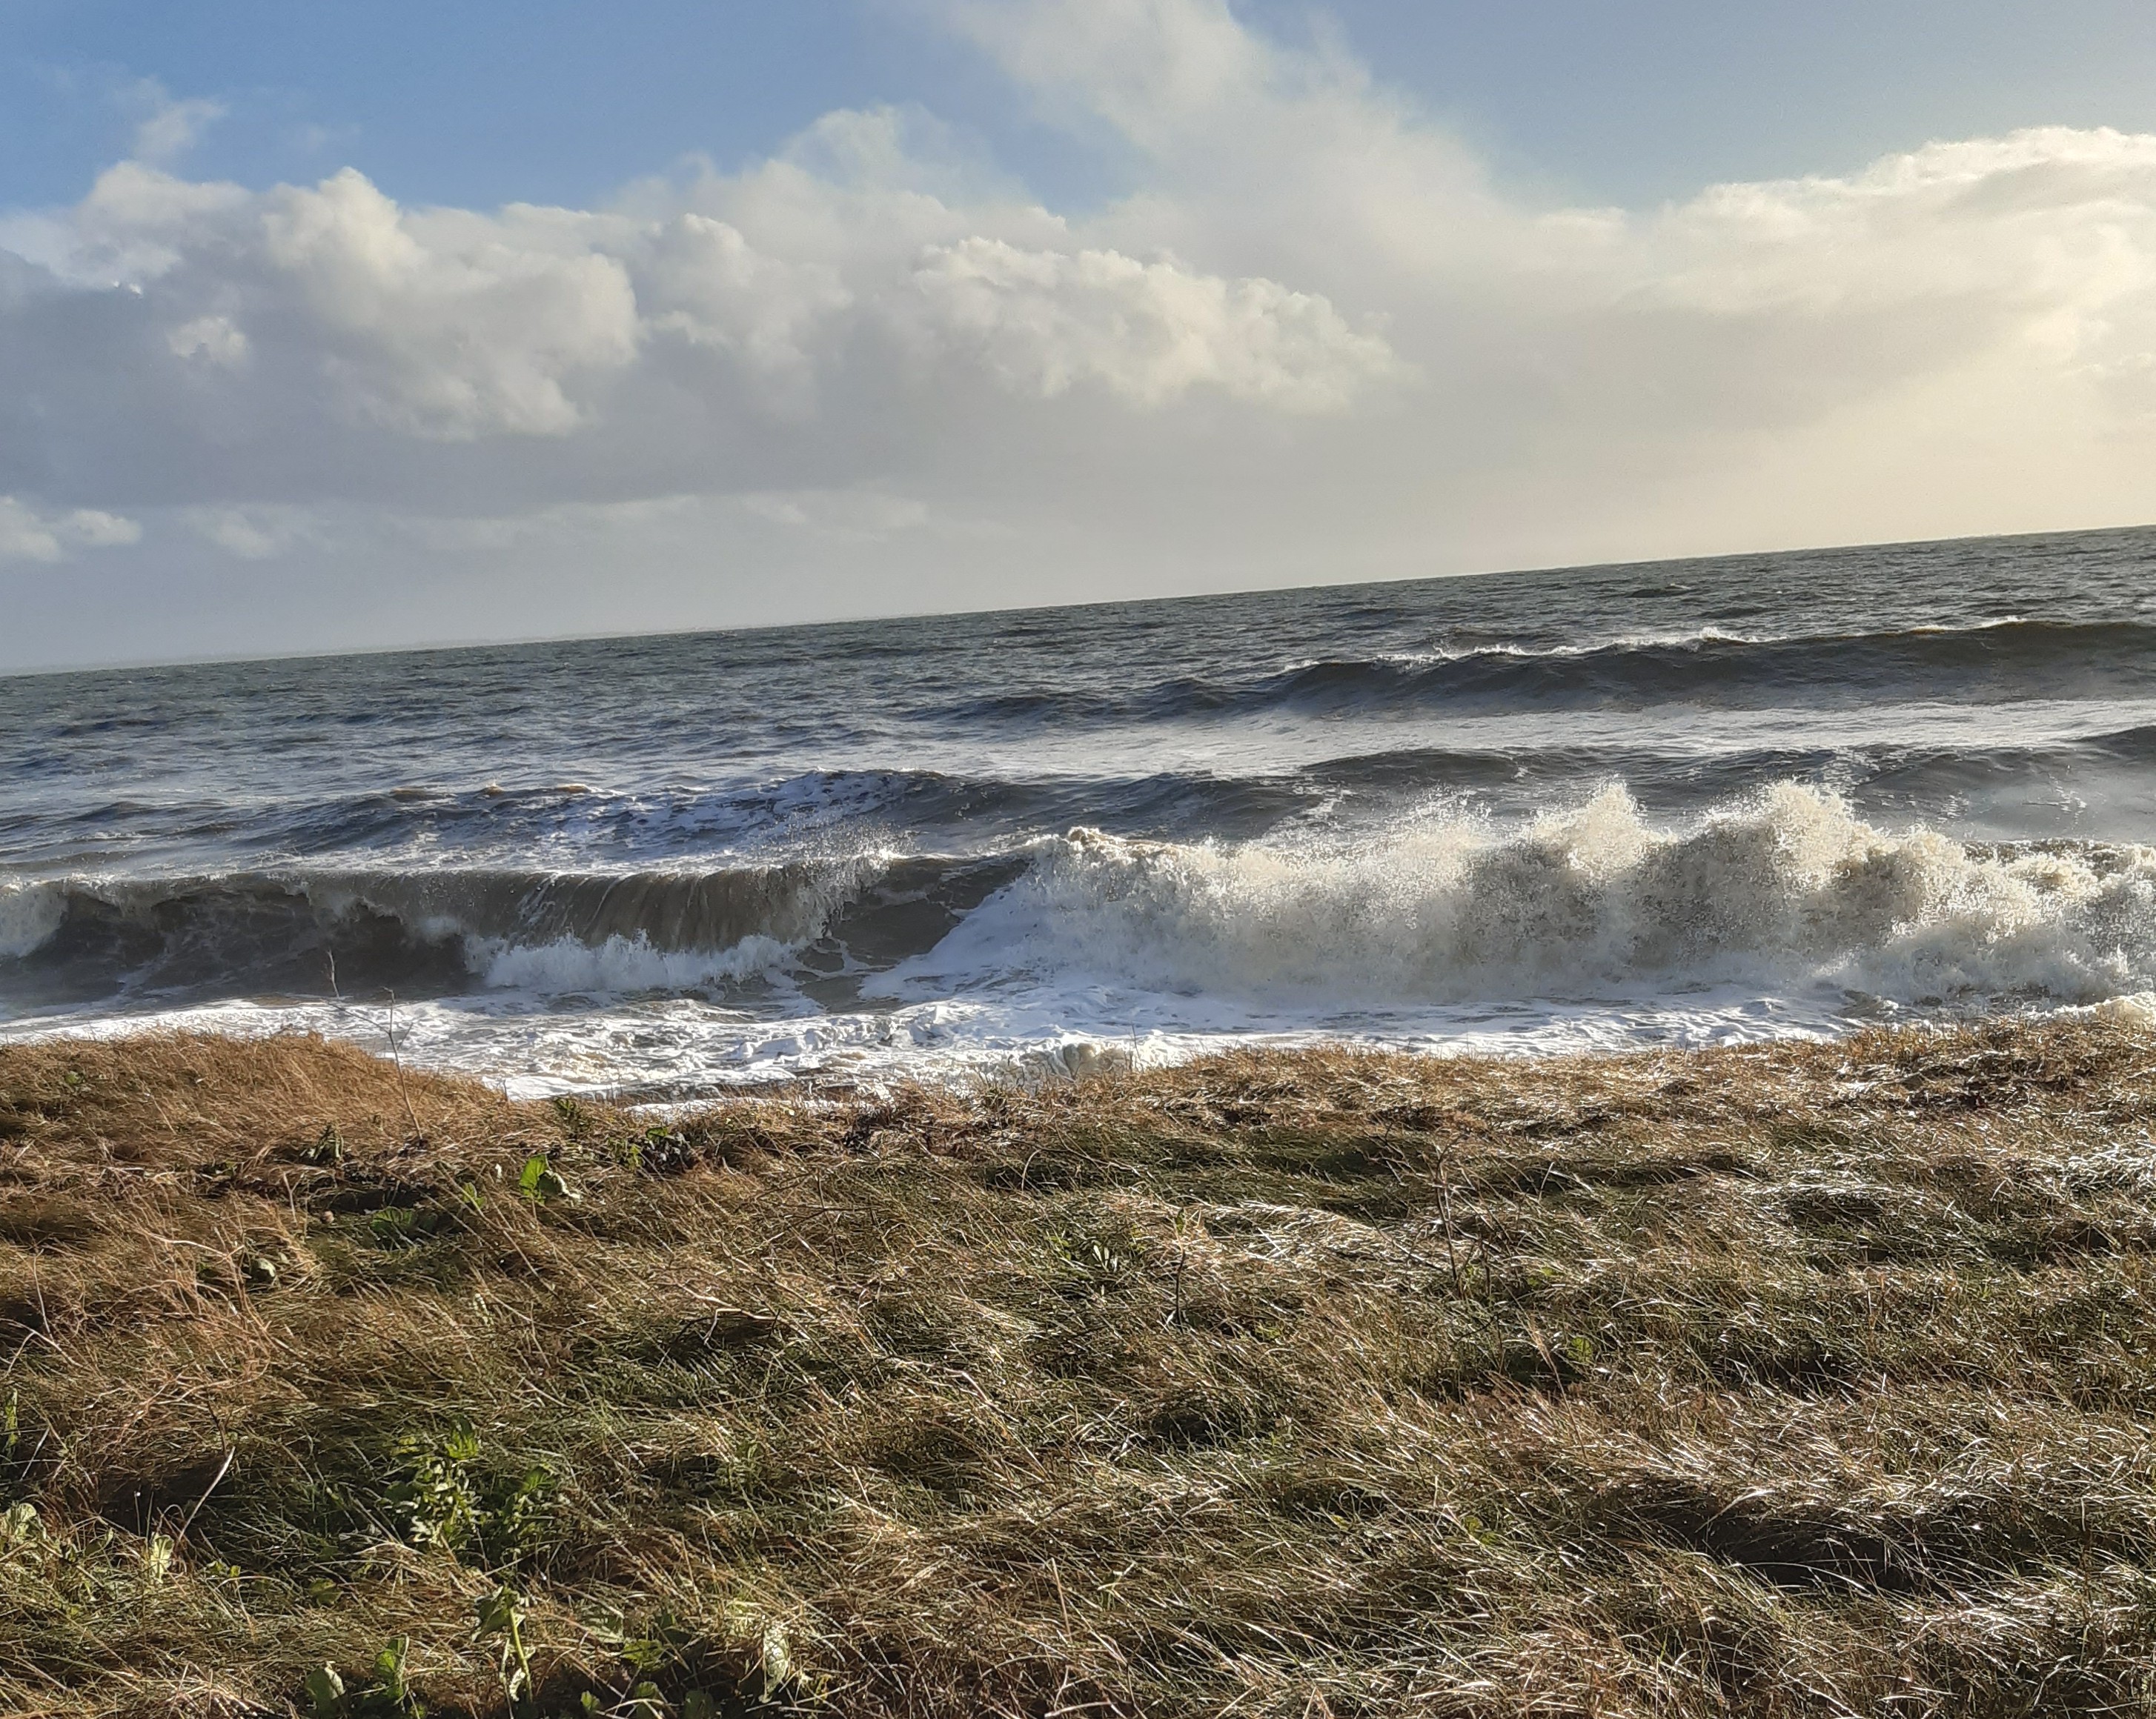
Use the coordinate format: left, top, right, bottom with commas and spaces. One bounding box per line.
4, 518, 2145, 683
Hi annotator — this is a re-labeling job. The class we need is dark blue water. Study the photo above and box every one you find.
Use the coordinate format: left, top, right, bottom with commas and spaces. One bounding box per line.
4, 526, 2155, 1096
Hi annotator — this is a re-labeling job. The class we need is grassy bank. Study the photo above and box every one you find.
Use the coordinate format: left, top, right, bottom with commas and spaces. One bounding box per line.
6, 1020, 2156, 1717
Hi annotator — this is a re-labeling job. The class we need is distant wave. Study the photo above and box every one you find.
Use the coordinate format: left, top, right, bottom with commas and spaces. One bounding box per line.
880, 785, 2156, 1012
7, 768, 1327, 874
933, 619, 2156, 726
1307, 721, 2156, 791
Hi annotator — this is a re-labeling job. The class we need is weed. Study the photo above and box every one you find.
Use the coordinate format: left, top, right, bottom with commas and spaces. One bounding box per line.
385, 1417, 555, 1569
361, 1637, 426, 1719
302, 1641, 425, 1719
475, 1584, 534, 1710
304, 1665, 345, 1718
369, 1204, 454, 1249
387, 1419, 485, 1552
518, 1154, 578, 1205
0, 1500, 39, 1549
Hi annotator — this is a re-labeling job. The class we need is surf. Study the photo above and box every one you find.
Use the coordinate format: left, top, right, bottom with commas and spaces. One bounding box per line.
884, 784, 2156, 1014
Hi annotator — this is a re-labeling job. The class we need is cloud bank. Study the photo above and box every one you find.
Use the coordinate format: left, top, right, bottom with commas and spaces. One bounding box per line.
4, 0, 2156, 666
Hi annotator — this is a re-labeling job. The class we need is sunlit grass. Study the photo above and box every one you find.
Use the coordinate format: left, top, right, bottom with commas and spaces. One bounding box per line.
5, 1017, 2156, 1715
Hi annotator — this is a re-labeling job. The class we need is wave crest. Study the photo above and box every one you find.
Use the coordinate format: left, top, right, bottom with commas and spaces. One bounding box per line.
0, 860, 883, 1000
895, 785, 2156, 1007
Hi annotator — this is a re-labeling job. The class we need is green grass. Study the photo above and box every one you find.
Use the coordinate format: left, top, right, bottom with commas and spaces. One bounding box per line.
5, 1018, 2156, 1715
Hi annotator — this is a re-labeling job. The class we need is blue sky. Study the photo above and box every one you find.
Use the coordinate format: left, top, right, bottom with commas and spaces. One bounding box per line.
10, 1, 2156, 213
4, 1, 2156, 668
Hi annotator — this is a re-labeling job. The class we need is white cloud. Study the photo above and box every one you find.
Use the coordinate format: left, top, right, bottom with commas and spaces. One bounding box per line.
6, 1, 2156, 665
638, 211, 852, 381
936, 0, 1281, 153
734, 488, 936, 539
184, 505, 320, 559
64, 509, 142, 548
0, 497, 142, 563
258, 170, 643, 437
130, 82, 228, 167
906, 236, 1399, 408
167, 313, 249, 365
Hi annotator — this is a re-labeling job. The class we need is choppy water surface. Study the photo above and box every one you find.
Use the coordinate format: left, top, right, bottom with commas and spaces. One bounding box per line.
5, 527, 2155, 1097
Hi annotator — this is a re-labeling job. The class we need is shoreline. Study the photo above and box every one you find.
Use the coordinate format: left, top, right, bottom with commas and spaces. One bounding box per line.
10, 990, 2153, 1112
7, 1019, 2156, 1714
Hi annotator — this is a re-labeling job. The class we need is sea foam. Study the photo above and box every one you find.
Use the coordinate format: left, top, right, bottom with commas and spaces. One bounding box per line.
471, 931, 803, 993
889, 784, 2156, 1009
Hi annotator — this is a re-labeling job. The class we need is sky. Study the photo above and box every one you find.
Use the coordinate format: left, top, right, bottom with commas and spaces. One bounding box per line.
4, 0, 2156, 671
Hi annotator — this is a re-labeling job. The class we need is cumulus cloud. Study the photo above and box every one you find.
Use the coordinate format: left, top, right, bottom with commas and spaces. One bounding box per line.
906, 236, 1399, 408
5, 0, 2156, 665
638, 212, 852, 378
241, 170, 640, 438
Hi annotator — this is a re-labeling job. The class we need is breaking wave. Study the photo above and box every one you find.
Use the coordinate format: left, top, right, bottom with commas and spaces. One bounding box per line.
10, 788, 2156, 1033
887, 785, 2156, 1011
0, 861, 891, 1003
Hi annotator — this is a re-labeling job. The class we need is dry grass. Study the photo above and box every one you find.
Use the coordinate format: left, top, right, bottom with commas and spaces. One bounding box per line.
6, 1020, 2156, 1717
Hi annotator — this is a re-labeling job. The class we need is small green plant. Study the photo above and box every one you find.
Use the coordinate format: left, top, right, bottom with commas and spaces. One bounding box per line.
488, 1464, 557, 1563
599, 1609, 736, 1716
475, 1585, 534, 1710
617, 1607, 694, 1676
301, 1642, 425, 1719
0, 1500, 40, 1551
387, 1419, 484, 1552
304, 1665, 346, 1719
385, 1417, 556, 1567
620, 1124, 694, 1173
362, 1637, 426, 1718
303, 1123, 345, 1165
369, 1204, 451, 1248
518, 1154, 578, 1205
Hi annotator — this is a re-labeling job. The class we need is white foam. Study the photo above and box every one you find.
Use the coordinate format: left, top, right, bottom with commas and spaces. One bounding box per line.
8, 785, 2150, 1099
470, 931, 801, 993
0, 983, 1861, 1104
2049, 990, 2156, 1030
878, 784, 2156, 1011
1276, 619, 2043, 678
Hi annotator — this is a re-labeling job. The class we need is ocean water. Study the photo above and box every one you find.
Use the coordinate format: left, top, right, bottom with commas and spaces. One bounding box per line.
4, 526, 2155, 1099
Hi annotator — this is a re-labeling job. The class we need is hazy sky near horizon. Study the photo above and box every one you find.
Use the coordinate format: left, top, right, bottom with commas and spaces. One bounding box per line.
6, 0, 2156, 670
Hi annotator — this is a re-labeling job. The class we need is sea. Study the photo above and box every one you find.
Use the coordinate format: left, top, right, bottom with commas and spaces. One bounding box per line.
4, 526, 2155, 1100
